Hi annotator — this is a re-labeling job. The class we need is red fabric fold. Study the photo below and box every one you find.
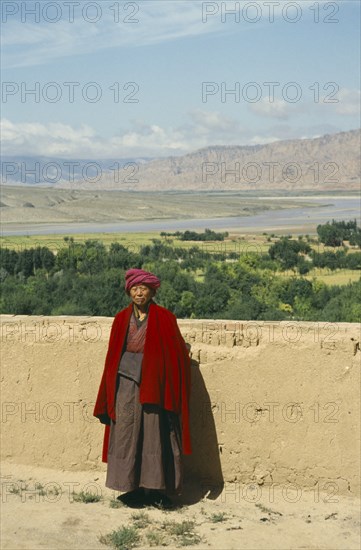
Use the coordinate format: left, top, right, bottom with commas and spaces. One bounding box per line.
93, 302, 192, 462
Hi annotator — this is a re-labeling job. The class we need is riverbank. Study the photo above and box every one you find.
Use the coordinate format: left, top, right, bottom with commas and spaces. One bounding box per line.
2, 198, 360, 236
1, 187, 359, 236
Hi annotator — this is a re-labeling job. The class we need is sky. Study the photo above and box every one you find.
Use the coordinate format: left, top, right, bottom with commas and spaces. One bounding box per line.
1, 0, 360, 159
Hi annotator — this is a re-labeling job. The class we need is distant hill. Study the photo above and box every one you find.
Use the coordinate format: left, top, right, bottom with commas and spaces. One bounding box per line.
1, 130, 360, 191
119, 129, 360, 192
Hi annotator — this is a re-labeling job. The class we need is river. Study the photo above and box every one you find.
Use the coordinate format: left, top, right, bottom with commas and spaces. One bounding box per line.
1, 197, 360, 236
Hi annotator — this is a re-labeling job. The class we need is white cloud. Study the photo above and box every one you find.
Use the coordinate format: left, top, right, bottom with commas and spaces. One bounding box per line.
188, 109, 240, 135
3, 115, 349, 159
248, 88, 361, 120
263, 123, 343, 142
1, 112, 247, 157
334, 89, 361, 116
3, 0, 352, 68
249, 98, 293, 120
1, 118, 190, 157
115, 123, 187, 152
1, 111, 244, 158
249, 135, 281, 145
1, 119, 98, 156
1, 2, 223, 69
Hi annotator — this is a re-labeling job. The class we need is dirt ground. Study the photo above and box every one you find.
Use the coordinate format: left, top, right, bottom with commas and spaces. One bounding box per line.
1, 462, 360, 550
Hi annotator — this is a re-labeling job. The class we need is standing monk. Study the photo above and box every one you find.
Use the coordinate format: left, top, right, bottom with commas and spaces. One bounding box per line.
93, 268, 192, 507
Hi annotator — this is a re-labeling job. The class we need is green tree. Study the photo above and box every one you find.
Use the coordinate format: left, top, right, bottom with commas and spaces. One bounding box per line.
179, 291, 196, 317
345, 253, 361, 270
317, 223, 342, 246
268, 238, 311, 271
0, 248, 18, 275
318, 281, 361, 322
349, 230, 361, 248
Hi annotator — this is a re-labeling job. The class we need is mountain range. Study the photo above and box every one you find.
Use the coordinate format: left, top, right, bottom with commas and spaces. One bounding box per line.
1, 129, 360, 192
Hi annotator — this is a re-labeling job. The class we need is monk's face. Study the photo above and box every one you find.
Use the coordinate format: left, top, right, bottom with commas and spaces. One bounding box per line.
129, 284, 155, 308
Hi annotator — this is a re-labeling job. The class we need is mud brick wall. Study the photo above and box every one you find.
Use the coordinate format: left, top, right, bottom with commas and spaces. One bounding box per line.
1, 316, 360, 496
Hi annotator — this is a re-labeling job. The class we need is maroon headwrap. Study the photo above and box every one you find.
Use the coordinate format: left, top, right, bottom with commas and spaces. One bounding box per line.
125, 268, 161, 293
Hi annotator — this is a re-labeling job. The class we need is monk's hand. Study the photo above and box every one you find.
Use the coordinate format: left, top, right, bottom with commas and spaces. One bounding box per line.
98, 413, 111, 425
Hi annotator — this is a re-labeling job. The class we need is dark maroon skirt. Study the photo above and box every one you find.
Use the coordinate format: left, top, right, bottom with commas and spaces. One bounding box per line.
105, 370, 183, 495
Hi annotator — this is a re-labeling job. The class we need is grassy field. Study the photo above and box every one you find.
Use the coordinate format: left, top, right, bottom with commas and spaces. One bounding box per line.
0, 232, 162, 252
0, 231, 357, 253
277, 268, 360, 285
0, 231, 273, 254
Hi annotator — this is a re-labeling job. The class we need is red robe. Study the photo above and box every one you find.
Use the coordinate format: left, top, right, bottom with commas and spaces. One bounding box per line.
93, 301, 192, 462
